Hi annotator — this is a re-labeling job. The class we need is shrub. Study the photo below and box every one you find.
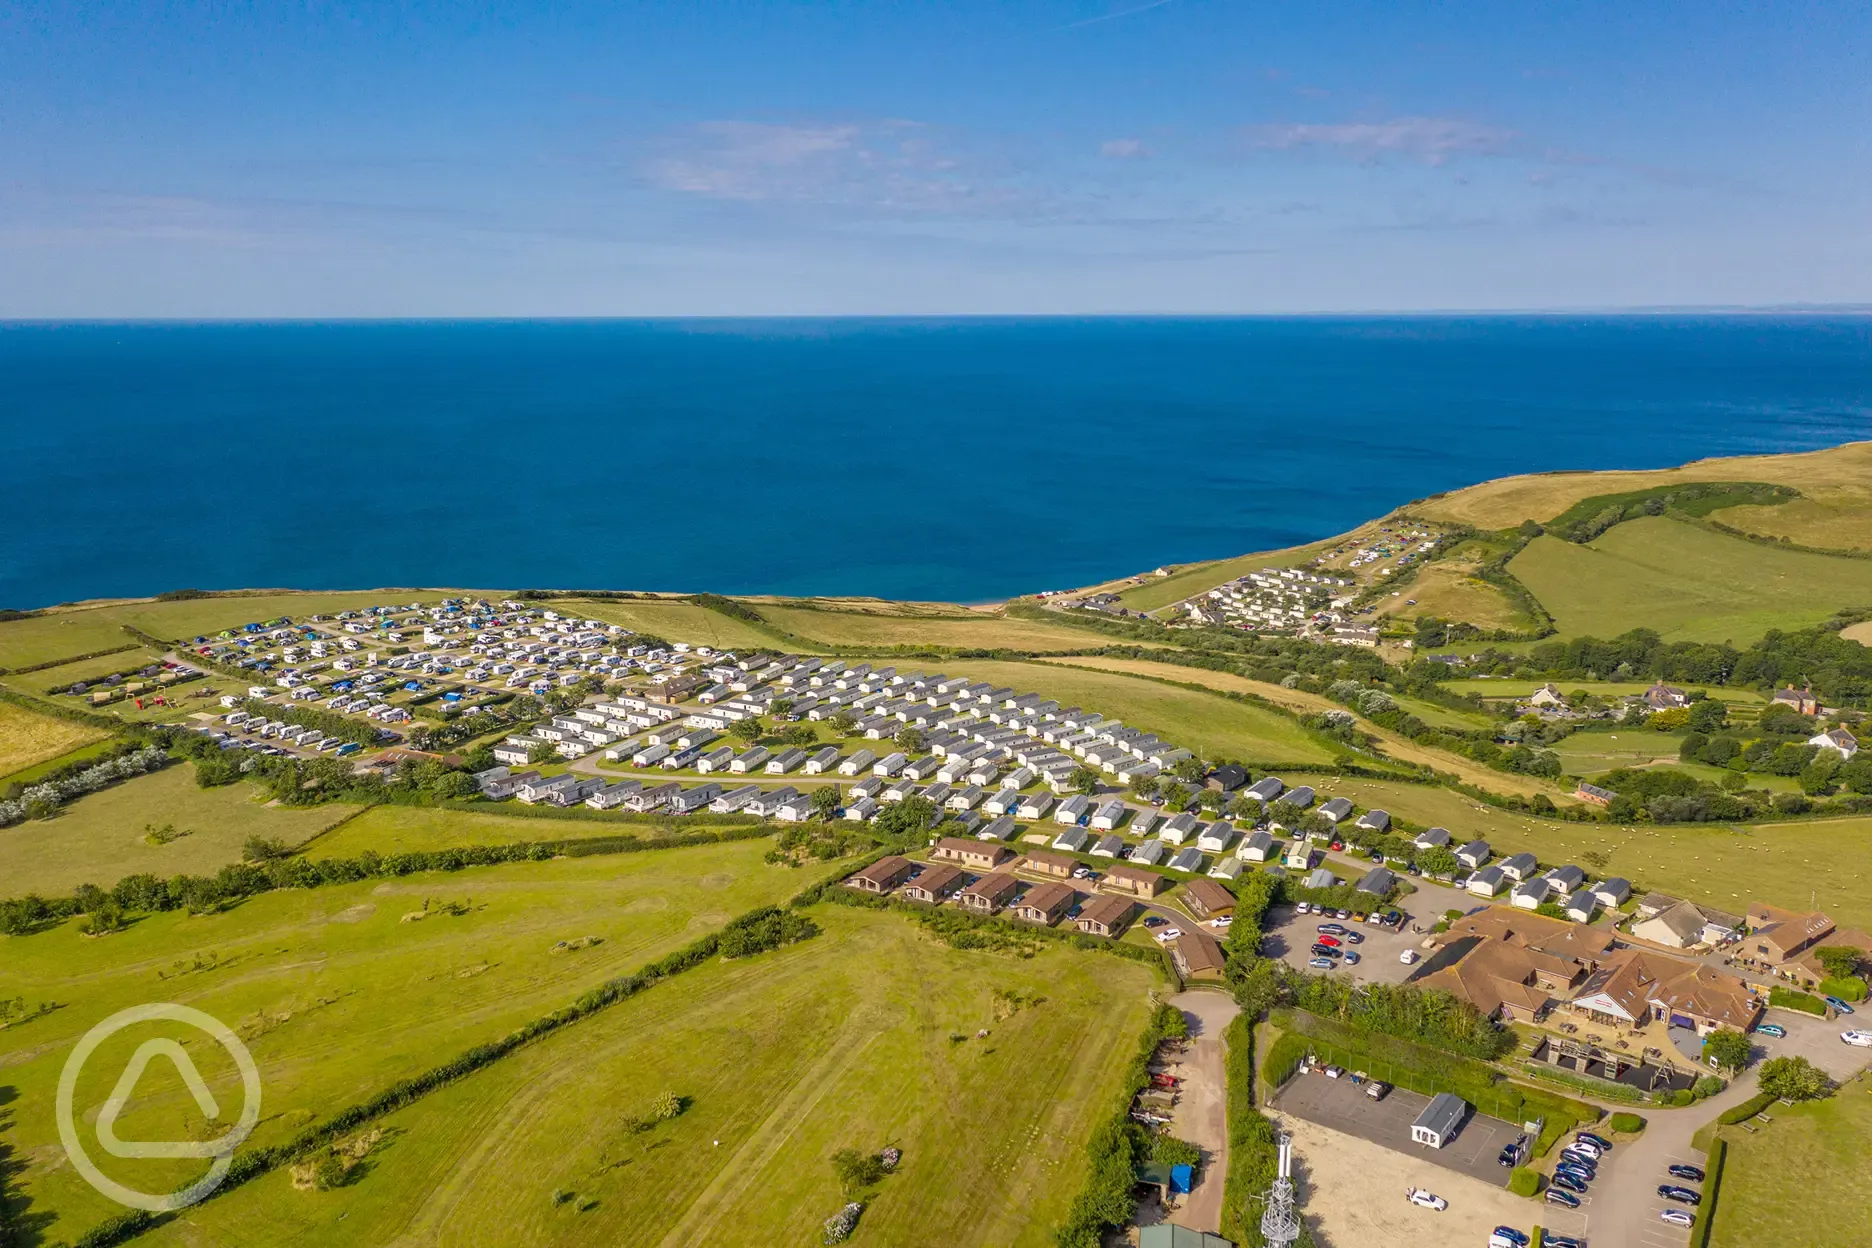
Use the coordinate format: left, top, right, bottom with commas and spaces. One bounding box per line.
831, 1148, 887, 1193
1508, 1167, 1541, 1197
1608, 1112, 1647, 1134
1717, 1091, 1776, 1125
1768, 986, 1827, 1015
1692, 1075, 1724, 1100
1667, 1089, 1695, 1107
1151, 1135, 1202, 1169
1819, 976, 1868, 1003
1689, 1138, 1726, 1248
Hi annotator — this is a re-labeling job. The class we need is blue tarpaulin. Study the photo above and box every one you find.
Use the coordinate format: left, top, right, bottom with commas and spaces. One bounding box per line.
1170, 1164, 1193, 1194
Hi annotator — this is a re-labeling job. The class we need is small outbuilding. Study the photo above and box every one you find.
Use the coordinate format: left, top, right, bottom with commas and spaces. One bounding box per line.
1410, 1092, 1470, 1149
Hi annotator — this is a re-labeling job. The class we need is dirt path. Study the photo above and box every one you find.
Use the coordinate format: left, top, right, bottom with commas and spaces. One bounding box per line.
1162, 989, 1241, 1233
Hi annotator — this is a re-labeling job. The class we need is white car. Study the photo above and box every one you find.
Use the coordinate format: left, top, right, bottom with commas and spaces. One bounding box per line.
1404, 1187, 1447, 1211
1155, 928, 1182, 943
1659, 1209, 1695, 1229
1843, 1030, 1872, 1047
1209, 916, 1233, 928
1399, 949, 1419, 965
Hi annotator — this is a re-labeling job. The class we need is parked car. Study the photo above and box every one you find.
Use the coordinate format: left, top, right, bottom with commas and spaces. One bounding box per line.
1658, 1185, 1701, 1205
1576, 1131, 1612, 1151
1541, 1235, 1583, 1248
1342, 951, 1361, 966
1308, 957, 1335, 970
1668, 1163, 1705, 1182
1554, 1165, 1593, 1187
1316, 935, 1342, 947
1143, 916, 1167, 928
1660, 1209, 1696, 1229
1841, 1030, 1872, 1047
1366, 1081, 1391, 1101
1318, 923, 1347, 935
1543, 1188, 1580, 1210
1566, 1138, 1603, 1159
1399, 949, 1419, 965
1756, 1022, 1786, 1038
1827, 996, 1857, 1015
1404, 1188, 1447, 1211
1295, 901, 1313, 914
1549, 1173, 1587, 1195
1343, 931, 1363, 944
1324, 1065, 1344, 1079
1309, 944, 1341, 959
1488, 1227, 1530, 1248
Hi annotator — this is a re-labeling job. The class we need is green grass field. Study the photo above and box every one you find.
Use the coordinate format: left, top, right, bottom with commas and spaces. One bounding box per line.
1508, 518, 1872, 644
0, 646, 166, 695
757, 604, 1113, 653
0, 837, 813, 1239
308, 803, 761, 857
0, 763, 362, 895
129, 905, 1156, 1248
934, 658, 1337, 765
1711, 1074, 1872, 1248
565, 599, 784, 651
1372, 556, 1538, 633
1284, 775, 1872, 929
1437, 679, 1768, 706
0, 698, 110, 777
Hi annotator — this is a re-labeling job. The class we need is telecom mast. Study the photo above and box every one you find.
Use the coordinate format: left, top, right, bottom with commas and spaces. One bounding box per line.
1258, 1131, 1302, 1248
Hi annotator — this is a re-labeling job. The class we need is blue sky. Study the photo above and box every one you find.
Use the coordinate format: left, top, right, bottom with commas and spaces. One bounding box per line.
3, 1, 1869, 315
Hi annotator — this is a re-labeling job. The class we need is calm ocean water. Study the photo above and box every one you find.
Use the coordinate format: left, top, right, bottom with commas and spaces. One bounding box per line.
2, 317, 1869, 610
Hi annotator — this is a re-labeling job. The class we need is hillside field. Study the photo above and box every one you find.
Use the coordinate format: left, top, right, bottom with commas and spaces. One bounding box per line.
1372, 553, 1538, 634
756, 603, 1114, 653
932, 657, 1337, 766
307, 803, 763, 857
0, 762, 363, 895
0, 837, 814, 1239
562, 598, 784, 651
1508, 517, 1872, 644
0, 697, 109, 777
118, 905, 1157, 1248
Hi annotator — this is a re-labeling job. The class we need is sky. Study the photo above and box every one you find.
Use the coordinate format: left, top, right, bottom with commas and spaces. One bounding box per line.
2, 1, 1869, 316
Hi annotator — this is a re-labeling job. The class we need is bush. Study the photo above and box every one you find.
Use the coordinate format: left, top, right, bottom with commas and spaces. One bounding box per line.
1608, 1111, 1647, 1134
1692, 1075, 1724, 1100
1508, 1167, 1541, 1197
1769, 986, 1828, 1015
1819, 976, 1868, 1003
1151, 1135, 1202, 1169
1717, 1091, 1776, 1125
1667, 1089, 1695, 1107
831, 1148, 887, 1193
1689, 1138, 1726, 1248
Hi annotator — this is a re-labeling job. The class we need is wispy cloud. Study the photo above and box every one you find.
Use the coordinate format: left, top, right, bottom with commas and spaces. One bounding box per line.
1099, 138, 1147, 159
641, 119, 1038, 216
1057, 0, 1176, 31
1251, 116, 1519, 165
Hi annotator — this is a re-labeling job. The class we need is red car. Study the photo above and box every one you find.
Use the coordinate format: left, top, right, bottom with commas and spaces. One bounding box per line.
1316, 935, 1342, 948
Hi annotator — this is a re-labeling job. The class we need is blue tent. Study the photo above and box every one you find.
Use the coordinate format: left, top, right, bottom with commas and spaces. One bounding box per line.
1170, 1164, 1193, 1194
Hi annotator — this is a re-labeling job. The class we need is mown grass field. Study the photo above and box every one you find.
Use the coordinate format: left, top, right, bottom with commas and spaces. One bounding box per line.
1711, 1073, 1872, 1248
565, 599, 783, 651
134, 905, 1156, 1248
1410, 439, 1872, 532
1046, 656, 1570, 799
1284, 775, 1872, 929
0, 697, 109, 777
0, 646, 166, 695
0, 591, 468, 670
1508, 517, 1872, 644
0, 763, 362, 895
1845, 620, 1872, 647
1437, 679, 1768, 706
308, 803, 760, 857
757, 604, 1113, 652
1719, 493, 1872, 553
0, 837, 810, 1240
933, 657, 1337, 765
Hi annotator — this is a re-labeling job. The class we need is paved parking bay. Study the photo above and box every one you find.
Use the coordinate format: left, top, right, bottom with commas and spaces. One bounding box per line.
1273, 1069, 1515, 1189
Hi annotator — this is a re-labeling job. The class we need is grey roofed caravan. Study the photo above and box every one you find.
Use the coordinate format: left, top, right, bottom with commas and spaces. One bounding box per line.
1409, 1092, 1469, 1148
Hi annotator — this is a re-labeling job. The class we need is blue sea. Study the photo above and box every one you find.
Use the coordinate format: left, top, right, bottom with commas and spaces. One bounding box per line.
2, 317, 1869, 611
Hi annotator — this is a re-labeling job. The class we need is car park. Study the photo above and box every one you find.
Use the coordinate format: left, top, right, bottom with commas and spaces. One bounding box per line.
1659, 1185, 1701, 1205
1668, 1163, 1705, 1182
1757, 1022, 1786, 1038
1543, 1188, 1580, 1210
1404, 1188, 1447, 1211
1842, 1030, 1872, 1047
1660, 1209, 1695, 1229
